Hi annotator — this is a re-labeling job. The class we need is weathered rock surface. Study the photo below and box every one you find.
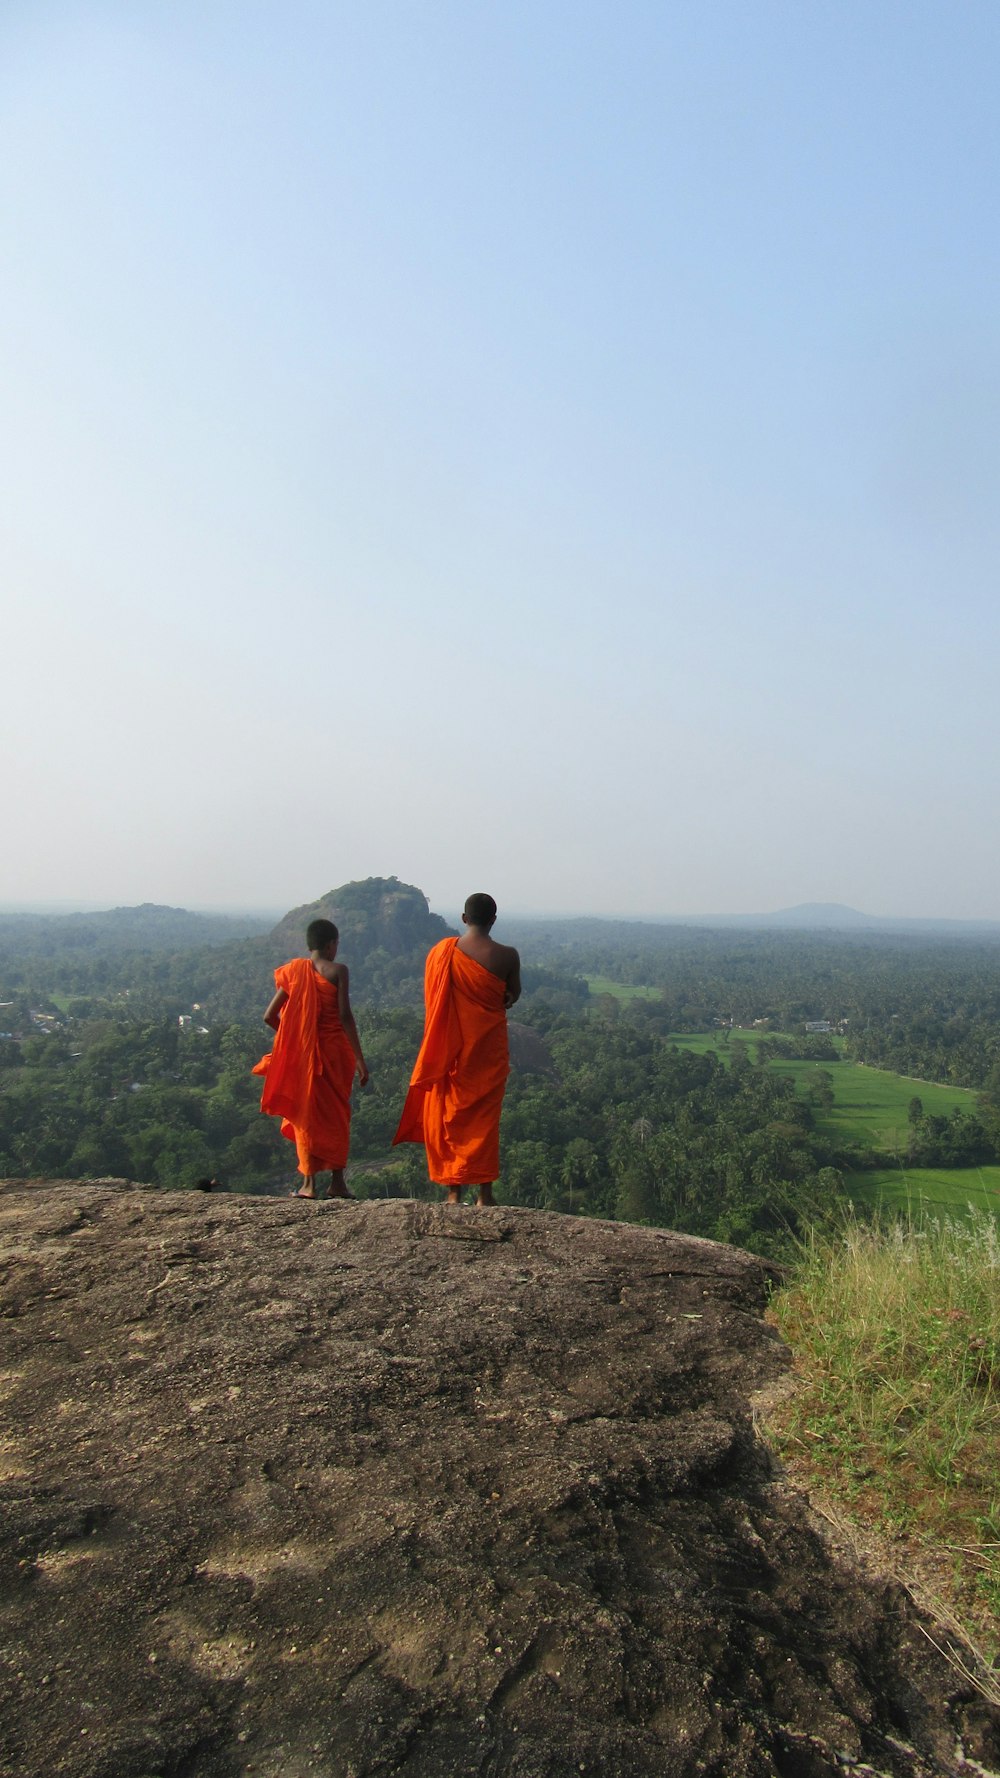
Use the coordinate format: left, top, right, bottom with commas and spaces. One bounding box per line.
0, 1182, 997, 1778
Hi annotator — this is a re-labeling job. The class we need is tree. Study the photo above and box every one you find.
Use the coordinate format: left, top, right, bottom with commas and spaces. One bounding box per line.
810, 1070, 835, 1111
559, 1138, 600, 1214
615, 1164, 656, 1224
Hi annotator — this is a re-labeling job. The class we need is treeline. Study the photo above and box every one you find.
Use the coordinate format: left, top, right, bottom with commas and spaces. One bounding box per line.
511, 921, 1000, 1094
0, 1000, 841, 1256
494, 1015, 841, 1252
12, 905, 1000, 1093
1, 942, 583, 1031
756, 1034, 839, 1063
850, 1016, 1000, 1097
902, 1096, 999, 1168
0, 937, 426, 1024
7, 903, 1000, 1258
0, 1019, 278, 1187
0, 906, 270, 956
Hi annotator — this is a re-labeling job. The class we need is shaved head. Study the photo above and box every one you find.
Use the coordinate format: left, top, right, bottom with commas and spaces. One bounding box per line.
463, 893, 497, 929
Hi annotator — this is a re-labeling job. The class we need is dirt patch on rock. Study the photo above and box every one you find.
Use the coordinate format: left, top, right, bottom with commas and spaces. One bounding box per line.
0, 1182, 997, 1777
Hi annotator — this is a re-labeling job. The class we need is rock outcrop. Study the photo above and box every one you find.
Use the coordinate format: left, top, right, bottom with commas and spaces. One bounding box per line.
270, 879, 454, 965
1, 1182, 997, 1778
263, 878, 456, 1007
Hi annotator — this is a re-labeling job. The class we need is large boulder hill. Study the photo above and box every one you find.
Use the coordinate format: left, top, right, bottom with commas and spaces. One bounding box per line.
270, 879, 454, 964
262, 879, 457, 1009
1, 1181, 997, 1778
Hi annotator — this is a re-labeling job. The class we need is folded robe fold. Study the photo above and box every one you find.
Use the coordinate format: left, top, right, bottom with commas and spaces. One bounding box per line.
393, 937, 509, 1186
253, 958, 357, 1174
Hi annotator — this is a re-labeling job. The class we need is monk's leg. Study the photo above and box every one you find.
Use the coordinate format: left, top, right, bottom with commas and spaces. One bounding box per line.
439, 1182, 495, 1206
291, 1129, 320, 1196
325, 1168, 355, 1200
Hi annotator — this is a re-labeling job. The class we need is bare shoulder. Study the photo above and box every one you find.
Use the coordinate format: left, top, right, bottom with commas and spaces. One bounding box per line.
312, 957, 347, 985
492, 939, 520, 974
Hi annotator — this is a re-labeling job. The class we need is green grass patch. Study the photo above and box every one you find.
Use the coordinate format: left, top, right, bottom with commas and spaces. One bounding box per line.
769, 1210, 1000, 1666
667, 1029, 980, 1154
847, 1165, 1000, 1220
585, 975, 662, 1002
772, 1060, 977, 1151
665, 1029, 747, 1059
667, 1027, 845, 1062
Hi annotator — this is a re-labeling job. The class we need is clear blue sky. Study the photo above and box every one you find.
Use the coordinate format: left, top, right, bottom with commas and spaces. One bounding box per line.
3, 2, 999, 918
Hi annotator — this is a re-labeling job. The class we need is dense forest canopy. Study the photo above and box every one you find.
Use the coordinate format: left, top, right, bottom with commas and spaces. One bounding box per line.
0, 904, 272, 956
3, 882, 1000, 1257
506, 917, 1000, 1090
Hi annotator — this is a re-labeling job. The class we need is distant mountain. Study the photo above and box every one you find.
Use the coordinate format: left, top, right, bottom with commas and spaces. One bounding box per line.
0, 882, 457, 1020
0, 903, 272, 955
715, 903, 1000, 935
503, 902, 1000, 951
724, 902, 874, 930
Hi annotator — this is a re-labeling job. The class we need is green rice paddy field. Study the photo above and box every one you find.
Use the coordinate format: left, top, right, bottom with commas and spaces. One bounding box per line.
583, 992, 1000, 1220
585, 976, 663, 1002
678, 1030, 1000, 1218
845, 1164, 1000, 1217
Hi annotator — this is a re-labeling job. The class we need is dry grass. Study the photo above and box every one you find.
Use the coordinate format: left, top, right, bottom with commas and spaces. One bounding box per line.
767, 1208, 1000, 1668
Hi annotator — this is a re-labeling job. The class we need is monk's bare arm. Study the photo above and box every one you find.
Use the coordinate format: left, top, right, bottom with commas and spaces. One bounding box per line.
263, 987, 288, 1031
504, 949, 522, 1008
335, 965, 370, 1085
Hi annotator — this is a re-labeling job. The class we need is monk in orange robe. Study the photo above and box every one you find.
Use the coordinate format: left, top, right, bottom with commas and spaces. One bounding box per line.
393, 893, 520, 1205
253, 918, 369, 1200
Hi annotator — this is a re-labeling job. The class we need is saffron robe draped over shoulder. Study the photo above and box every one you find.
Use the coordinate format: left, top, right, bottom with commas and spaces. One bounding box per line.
393, 937, 509, 1186
252, 958, 357, 1175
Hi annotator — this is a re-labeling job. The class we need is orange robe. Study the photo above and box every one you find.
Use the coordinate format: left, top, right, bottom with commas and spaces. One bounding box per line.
393, 937, 509, 1186
252, 958, 357, 1175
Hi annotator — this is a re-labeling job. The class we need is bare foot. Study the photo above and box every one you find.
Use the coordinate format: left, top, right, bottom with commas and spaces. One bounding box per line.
475, 1185, 495, 1207
291, 1187, 317, 1199
325, 1184, 355, 1200
445, 1186, 464, 1206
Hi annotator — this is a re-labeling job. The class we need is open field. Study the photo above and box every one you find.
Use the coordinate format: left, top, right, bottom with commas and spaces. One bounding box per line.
847, 1164, 1000, 1219
770, 1060, 977, 1151
662, 1028, 999, 1221
666, 1029, 980, 1153
585, 975, 663, 1002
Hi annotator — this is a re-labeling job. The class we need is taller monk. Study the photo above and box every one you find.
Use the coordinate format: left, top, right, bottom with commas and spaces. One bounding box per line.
393, 893, 520, 1206
253, 918, 369, 1201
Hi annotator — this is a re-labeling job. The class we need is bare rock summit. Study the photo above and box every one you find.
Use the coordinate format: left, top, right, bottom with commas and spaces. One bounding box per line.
269, 878, 453, 963
1, 1181, 997, 1777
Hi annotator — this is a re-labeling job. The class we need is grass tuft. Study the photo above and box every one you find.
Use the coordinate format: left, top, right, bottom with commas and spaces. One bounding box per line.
768, 1206, 1000, 1663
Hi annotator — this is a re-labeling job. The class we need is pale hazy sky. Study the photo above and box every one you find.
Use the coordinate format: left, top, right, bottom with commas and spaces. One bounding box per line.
3, 2, 999, 919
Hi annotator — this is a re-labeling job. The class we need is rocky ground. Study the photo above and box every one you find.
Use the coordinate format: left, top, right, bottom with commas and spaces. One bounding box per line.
0, 1181, 998, 1778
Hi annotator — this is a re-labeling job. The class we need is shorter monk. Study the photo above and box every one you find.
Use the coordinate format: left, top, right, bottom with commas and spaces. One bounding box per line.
393, 893, 520, 1205
253, 918, 369, 1200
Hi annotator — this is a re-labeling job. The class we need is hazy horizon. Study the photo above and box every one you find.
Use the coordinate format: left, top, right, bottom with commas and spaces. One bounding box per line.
4, 890, 1000, 930
4, 4, 999, 920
